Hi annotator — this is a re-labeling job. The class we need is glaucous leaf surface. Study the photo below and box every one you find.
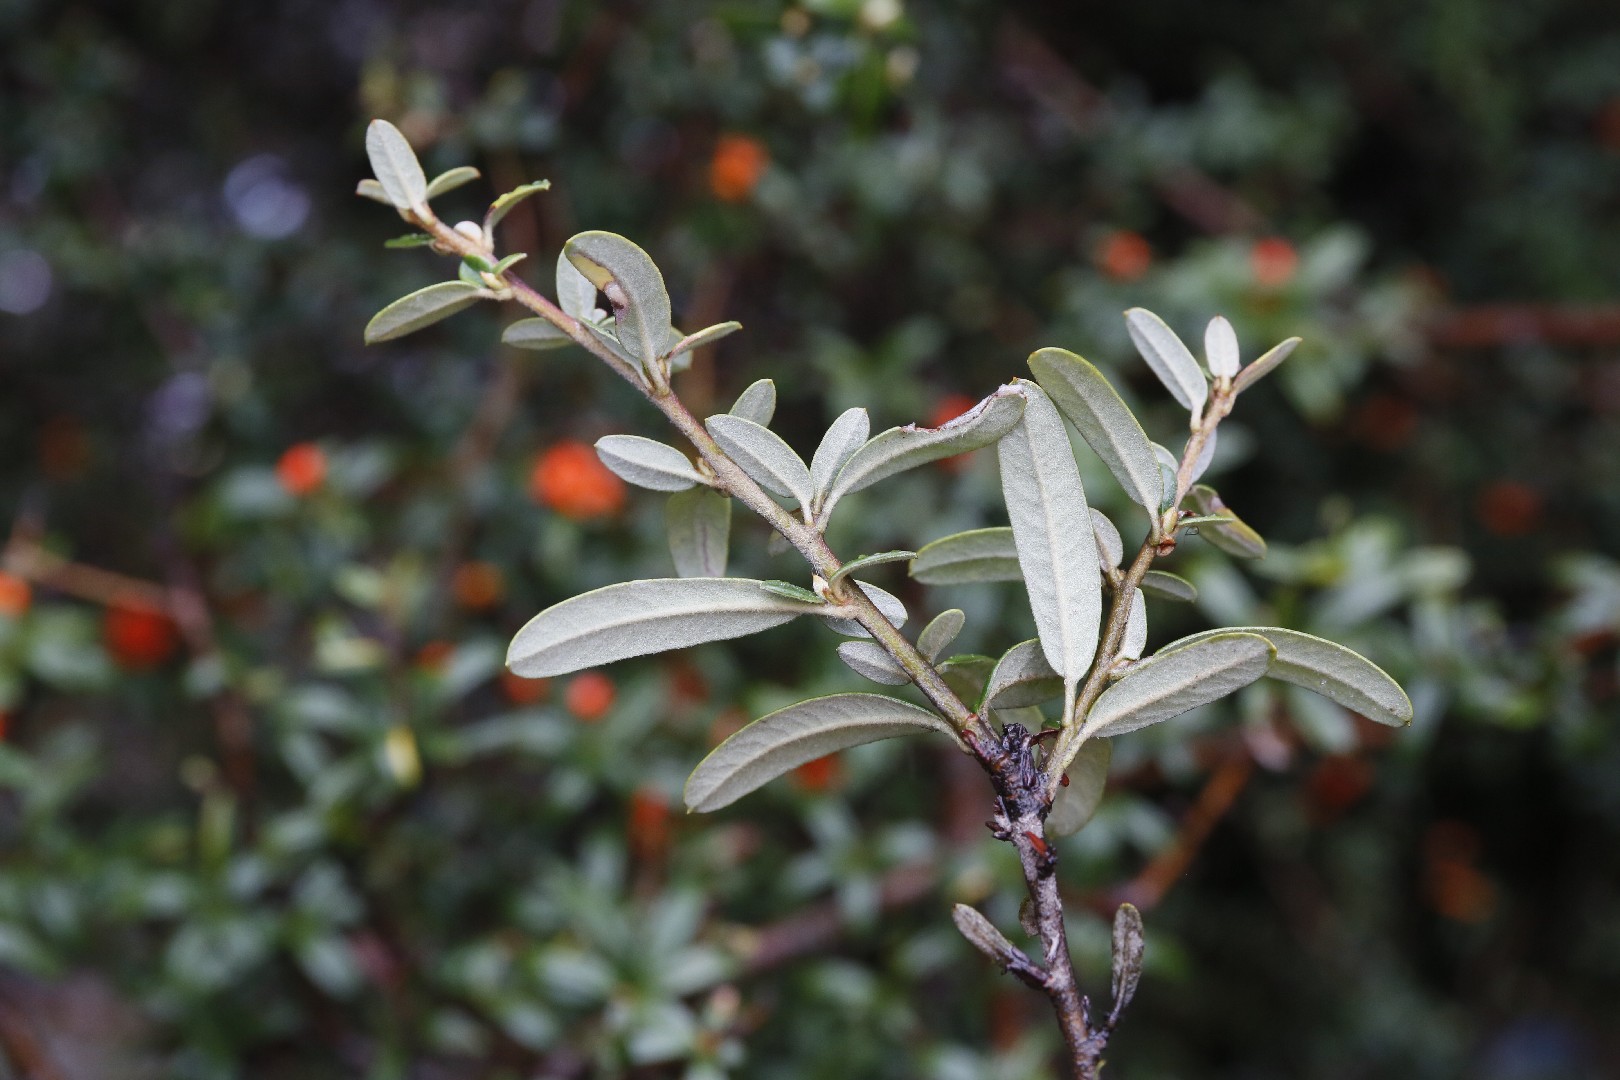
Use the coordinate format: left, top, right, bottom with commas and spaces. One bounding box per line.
836, 641, 910, 685
909, 528, 1021, 585
1047, 738, 1112, 837
1150, 442, 1181, 511
1172, 626, 1412, 726
983, 639, 1064, 710
818, 386, 1025, 519
594, 435, 703, 492
917, 609, 966, 662
1090, 508, 1124, 569
485, 180, 551, 232
998, 381, 1101, 682
704, 414, 812, 507
1125, 308, 1208, 414
1029, 347, 1164, 515
728, 379, 776, 426
951, 904, 1023, 967
667, 321, 741, 360
502, 317, 572, 351
555, 249, 604, 323
1234, 336, 1302, 393
1141, 570, 1198, 603
1205, 316, 1240, 378
507, 578, 820, 678
939, 654, 995, 703
829, 550, 915, 584
424, 165, 481, 199
666, 488, 730, 578
355, 178, 391, 204
1188, 484, 1268, 559
364, 282, 486, 343
823, 581, 907, 638
1188, 426, 1218, 484
1121, 588, 1147, 661
364, 119, 427, 211
809, 407, 870, 505
1080, 632, 1274, 738
1111, 903, 1146, 1015
683, 693, 956, 811
564, 230, 675, 373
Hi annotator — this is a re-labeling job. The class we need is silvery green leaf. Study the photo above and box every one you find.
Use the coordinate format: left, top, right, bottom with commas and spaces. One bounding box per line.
1187, 485, 1267, 559
951, 904, 1027, 968
667, 321, 741, 360
356, 178, 392, 205
1150, 443, 1180, 511
1080, 632, 1274, 739
705, 414, 812, 507
820, 386, 1025, 519
485, 180, 551, 232
939, 654, 995, 703
684, 693, 956, 811
364, 119, 427, 212
556, 249, 603, 322
1141, 570, 1198, 603
836, 641, 910, 685
917, 609, 965, 662
507, 578, 820, 678
424, 165, 481, 200
458, 258, 488, 285
829, 550, 915, 585
493, 252, 527, 275
1187, 426, 1217, 484
1047, 738, 1111, 837
502, 317, 572, 351
594, 435, 704, 492
823, 581, 907, 638
667, 487, 730, 578
1204, 316, 1240, 379
1109, 903, 1146, 1018
1169, 626, 1412, 727
1234, 336, 1302, 393
728, 379, 776, 426
998, 381, 1101, 682
564, 230, 673, 373
364, 282, 487, 343
1121, 588, 1147, 661
1029, 348, 1163, 514
1090, 509, 1124, 569
766, 530, 792, 556
760, 580, 821, 604
1125, 308, 1208, 414
983, 639, 1063, 710
909, 528, 1021, 585
810, 408, 870, 504
384, 233, 433, 248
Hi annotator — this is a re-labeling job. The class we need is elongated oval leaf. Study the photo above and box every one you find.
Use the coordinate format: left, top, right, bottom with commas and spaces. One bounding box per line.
1205, 316, 1240, 378
564, 230, 673, 372
365, 282, 486, 343
667, 488, 730, 578
820, 386, 1025, 519
836, 641, 910, 685
1029, 348, 1164, 514
1187, 426, 1218, 484
668, 321, 741, 360
1170, 626, 1412, 727
1141, 570, 1198, 603
486, 180, 551, 232
952, 904, 1025, 968
507, 578, 819, 678
424, 165, 481, 200
503, 317, 572, 351
556, 249, 603, 322
1125, 308, 1208, 414
1080, 632, 1274, 739
829, 550, 915, 585
983, 638, 1063, 711
1121, 588, 1147, 661
1188, 484, 1267, 559
365, 120, 427, 211
1047, 738, 1111, 837
728, 379, 776, 426
594, 435, 703, 492
1234, 336, 1301, 393
999, 381, 1102, 682
823, 581, 907, 638
1090, 508, 1124, 569
684, 693, 957, 811
810, 407, 870, 504
909, 528, 1020, 585
356, 178, 392, 205
917, 608, 965, 662
939, 654, 995, 703
705, 414, 812, 506
1110, 903, 1145, 1017
1151, 443, 1180, 511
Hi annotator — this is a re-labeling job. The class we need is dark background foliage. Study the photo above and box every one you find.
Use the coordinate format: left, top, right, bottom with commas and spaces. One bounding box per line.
2, 1, 1619, 1077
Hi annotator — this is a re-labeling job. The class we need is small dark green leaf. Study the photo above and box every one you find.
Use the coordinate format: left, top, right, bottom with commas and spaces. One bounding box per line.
485, 180, 551, 233
384, 233, 433, 249
760, 580, 821, 604
493, 252, 527, 275
364, 282, 486, 343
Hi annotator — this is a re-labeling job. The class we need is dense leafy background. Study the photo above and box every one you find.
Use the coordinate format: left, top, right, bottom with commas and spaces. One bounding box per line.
2, 1, 1619, 1077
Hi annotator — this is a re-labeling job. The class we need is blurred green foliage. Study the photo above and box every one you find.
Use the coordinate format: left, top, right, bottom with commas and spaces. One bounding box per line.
2, 1, 1619, 1077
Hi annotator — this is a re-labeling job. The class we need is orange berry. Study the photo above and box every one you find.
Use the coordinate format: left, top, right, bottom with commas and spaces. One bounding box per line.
529, 442, 626, 521
276, 443, 327, 497
667, 660, 708, 705
39, 415, 91, 481
1095, 230, 1152, 282
792, 753, 843, 793
627, 785, 672, 861
1476, 481, 1542, 537
0, 573, 31, 618
1303, 754, 1373, 824
414, 640, 455, 673
104, 601, 179, 670
451, 561, 504, 611
1351, 393, 1419, 453
1250, 237, 1298, 288
0, 711, 8, 741
565, 671, 616, 721
709, 135, 770, 202
928, 394, 980, 473
1597, 98, 1620, 152
501, 669, 550, 706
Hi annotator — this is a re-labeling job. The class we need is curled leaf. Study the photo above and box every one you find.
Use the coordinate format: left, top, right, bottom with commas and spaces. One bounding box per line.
1187, 484, 1267, 559
564, 230, 676, 374
667, 321, 741, 360
485, 180, 551, 233
1109, 903, 1146, 1019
